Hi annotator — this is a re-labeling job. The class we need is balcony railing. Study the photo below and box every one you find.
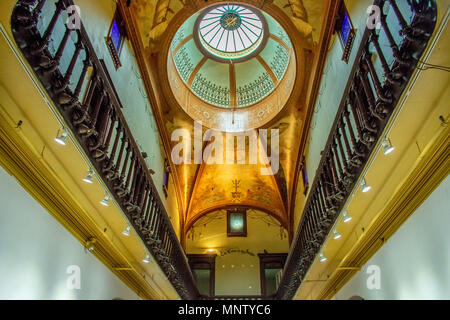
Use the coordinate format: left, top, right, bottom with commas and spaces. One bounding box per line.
276, 0, 437, 300
11, 0, 199, 299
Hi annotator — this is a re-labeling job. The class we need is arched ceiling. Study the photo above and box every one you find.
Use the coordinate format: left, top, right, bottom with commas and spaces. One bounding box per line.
128, 0, 330, 238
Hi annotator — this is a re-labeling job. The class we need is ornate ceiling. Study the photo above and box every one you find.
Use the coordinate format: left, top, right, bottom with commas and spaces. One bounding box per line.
126, 0, 329, 239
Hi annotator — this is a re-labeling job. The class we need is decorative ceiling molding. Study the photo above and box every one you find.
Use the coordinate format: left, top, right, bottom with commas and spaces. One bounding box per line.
187, 56, 208, 87
256, 55, 279, 86
229, 62, 237, 108
173, 34, 194, 55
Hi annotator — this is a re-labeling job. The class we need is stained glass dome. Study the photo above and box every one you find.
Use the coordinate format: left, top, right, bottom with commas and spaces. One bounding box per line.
197, 5, 265, 61
168, 3, 297, 131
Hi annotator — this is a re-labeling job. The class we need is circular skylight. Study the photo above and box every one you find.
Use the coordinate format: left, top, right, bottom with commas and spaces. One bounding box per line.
197, 5, 265, 61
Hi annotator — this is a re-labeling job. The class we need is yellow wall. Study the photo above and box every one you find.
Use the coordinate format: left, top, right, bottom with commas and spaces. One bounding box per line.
186, 209, 289, 296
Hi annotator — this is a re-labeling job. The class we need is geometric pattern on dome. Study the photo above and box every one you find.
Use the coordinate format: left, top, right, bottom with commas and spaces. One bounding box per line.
191, 73, 231, 108
171, 25, 186, 52
198, 5, 264, 60
237, 72, 274, 107
173, 46, 194, 82
270, 44, 290, 81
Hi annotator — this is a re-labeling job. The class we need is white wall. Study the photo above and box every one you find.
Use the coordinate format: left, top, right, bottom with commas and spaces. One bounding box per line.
0, 166, 140, 300
333, 176, 450, 300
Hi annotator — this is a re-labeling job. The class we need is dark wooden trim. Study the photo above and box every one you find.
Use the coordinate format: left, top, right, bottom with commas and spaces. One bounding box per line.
258, 253, 287, 297
277, 0, 438, 300
99, 59, 124, 109
187, 254, 217, 297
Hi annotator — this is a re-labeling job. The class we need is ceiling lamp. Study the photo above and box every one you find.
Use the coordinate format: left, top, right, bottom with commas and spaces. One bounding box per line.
343, 210, 352, 223
361, 178, 372, 193
83, 169, 94, 184
333, 230, 342, 240
100, 193, 111, 207
122, 225, 131, 237
319, 253, 327, 262
54, 128, 68, 146
381, 137, 395, 155
142, 254, 151, 264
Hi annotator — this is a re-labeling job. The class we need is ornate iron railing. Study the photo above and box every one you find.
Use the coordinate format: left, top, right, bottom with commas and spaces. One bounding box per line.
276, 0, 437, 300
11, 0, 199, 299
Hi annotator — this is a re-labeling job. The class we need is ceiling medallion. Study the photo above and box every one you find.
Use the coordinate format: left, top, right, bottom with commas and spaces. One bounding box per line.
220, 12, 242, 31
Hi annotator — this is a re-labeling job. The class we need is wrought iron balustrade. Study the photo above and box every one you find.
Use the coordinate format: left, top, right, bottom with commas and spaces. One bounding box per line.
11, 0, 199, 299
275, 0, 437, 300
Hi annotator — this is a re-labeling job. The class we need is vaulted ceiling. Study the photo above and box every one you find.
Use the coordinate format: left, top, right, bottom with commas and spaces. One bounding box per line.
122, 0, 330, 239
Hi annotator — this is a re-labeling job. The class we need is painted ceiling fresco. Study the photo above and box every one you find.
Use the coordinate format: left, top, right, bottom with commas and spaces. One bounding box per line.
128, 0, 329, 235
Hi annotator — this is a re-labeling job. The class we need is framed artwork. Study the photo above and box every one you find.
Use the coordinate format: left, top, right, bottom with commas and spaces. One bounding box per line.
227, 209, 247, 237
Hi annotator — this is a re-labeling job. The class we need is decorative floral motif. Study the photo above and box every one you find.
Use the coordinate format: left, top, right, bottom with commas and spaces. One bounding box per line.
173, 46, 194, 82
270, 44, 290, 81
191, 73, 230, 107
237, 72, 274, 107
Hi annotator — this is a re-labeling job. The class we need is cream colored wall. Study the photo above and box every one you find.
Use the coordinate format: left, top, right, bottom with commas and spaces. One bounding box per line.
333, 176, 450, 300
0, 166, 140, 300
186, 209, 289, 296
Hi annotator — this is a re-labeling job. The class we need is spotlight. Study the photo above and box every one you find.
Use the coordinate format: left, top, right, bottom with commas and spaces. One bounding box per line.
85, 237, 96, 252
122, 225, 131, 237
361, 178, 371, 193
333, 230, 342, 240
142, 254, 150, 263
381, 138, 395, 155
54, 128, 68, 146
343, 211, 352, 223
319, 253, 327, 262
100, 193, 111, 207
83, 169, 94, 184
207, 248, 215, 253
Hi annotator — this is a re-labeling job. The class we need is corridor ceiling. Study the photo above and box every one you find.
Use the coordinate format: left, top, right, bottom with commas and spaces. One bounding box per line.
125, 0, 329, 236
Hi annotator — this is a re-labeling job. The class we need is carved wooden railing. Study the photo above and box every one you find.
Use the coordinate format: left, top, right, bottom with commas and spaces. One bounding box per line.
11, 0, 199, 299
276, 0, 437, 300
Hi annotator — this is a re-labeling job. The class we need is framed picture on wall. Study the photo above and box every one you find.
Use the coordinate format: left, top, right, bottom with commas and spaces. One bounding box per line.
227, 209, 247, 237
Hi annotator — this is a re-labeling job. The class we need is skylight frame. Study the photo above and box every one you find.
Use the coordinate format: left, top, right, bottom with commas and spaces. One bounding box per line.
194, 4, 268, 63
